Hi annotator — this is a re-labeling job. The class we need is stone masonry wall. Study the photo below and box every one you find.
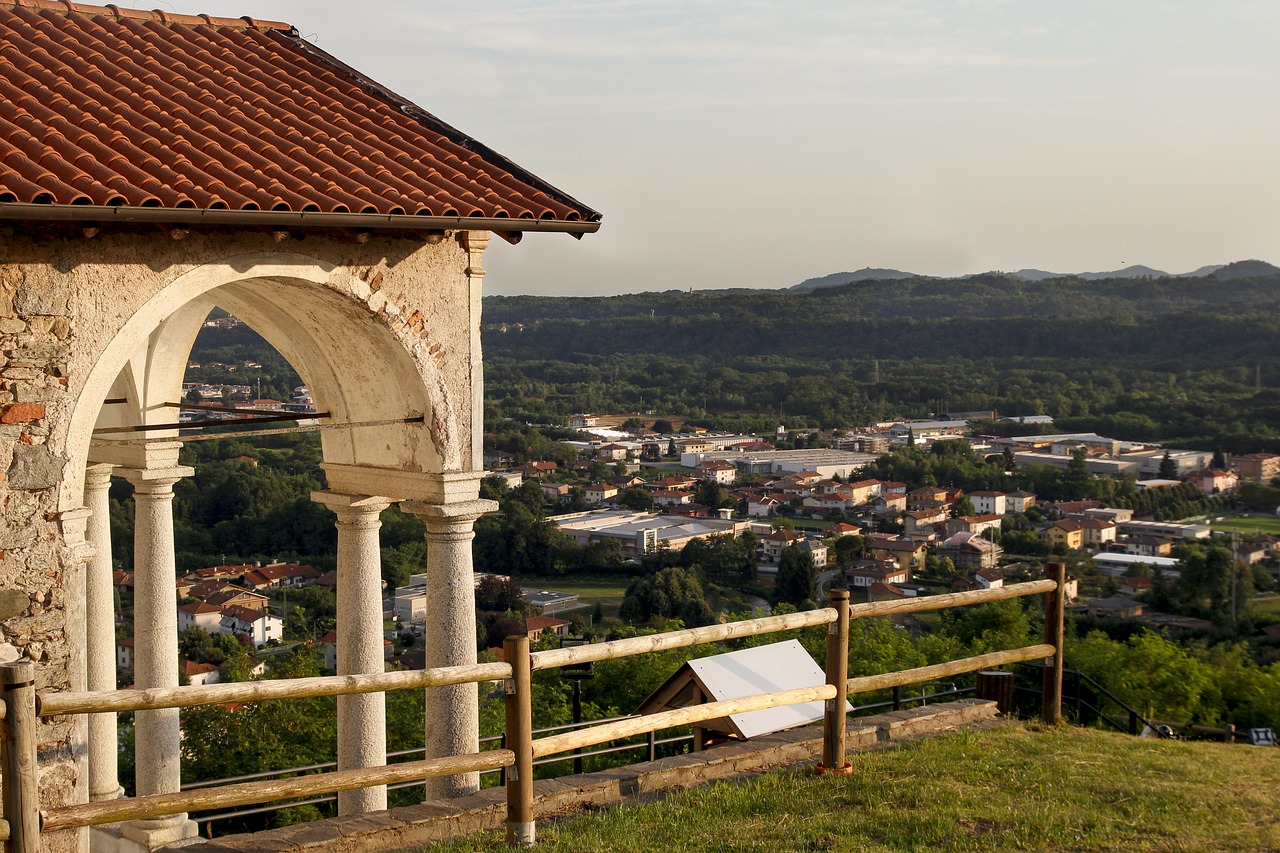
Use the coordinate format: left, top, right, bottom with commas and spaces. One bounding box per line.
0, 252, 81, 845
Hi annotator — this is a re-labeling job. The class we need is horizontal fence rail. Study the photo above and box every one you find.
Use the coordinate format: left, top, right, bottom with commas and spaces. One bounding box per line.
4, 564, 1068, 851
38, 660, 512, 717
40, 750, 514, 833
531, 685, 838, 760
847, 645, 1056, 695
531, 608, 839, 672
847, 579, 1057, 621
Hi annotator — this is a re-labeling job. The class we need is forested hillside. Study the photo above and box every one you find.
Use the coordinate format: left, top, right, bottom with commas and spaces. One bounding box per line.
483, 271, 1280, 451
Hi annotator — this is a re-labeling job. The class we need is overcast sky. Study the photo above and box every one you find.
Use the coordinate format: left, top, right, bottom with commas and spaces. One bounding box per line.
188, 1, 1278, 296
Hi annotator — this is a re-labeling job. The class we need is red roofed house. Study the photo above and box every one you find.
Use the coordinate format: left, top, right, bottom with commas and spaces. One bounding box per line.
242, 562, 322, 590
0, 0, 599, 837
177, 601, 223, 634
846, 559, 910, 588
181, 659, 221, 687
524, 616, 570, 641
759, 529, 806, 562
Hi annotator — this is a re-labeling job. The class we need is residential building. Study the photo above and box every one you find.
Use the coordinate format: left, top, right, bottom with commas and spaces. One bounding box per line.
868, 582, 907, 602
182, 660, 221, 687
867, 538, 929, 573
747, 495, 781, 518
1118, 577, 1154, 597
1185, 468, 1239, 495
968, 491, 1007, 516
1230, 452, 1280, 481
937, 532, 1001, 569
204, 589, 271, 613
177, 602, 222, 634
1122, 535, 1174, 558
524, 616, 571, 641
1005, 491, 1036, 513
116, 638, 134, 672
652, 489, 694, 507
540, 482, 571, 502
846, 559, 910, 588
241, 562, 321, 591
585, 483, 619, 505
1079, 518, 1118, 548
945, 514, 1003, 538
695, 459, 738, 485
219, 606, 283, 647
904, 508, 947, 537
1087, 597, 1144, 619
1046, 520, 1084, 550
760, 530, 806, 562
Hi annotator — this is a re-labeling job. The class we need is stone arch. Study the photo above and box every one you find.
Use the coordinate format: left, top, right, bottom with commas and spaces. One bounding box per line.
60, 250, 463, 510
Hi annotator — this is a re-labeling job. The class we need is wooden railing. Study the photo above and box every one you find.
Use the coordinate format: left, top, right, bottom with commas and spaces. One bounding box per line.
0, 563, 1066, 851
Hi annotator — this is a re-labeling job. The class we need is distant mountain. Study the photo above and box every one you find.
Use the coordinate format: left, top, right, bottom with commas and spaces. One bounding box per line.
790, 268, 918, 291
1177, 264, 1225, 278
1009, 269, 1067, 281
786, 260, 1275, 291
1211, 259, 1280, 280
1078, 265, 1168, 280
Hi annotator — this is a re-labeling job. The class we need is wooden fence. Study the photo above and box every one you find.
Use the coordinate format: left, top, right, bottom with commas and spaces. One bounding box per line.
0, 563, 1066, 850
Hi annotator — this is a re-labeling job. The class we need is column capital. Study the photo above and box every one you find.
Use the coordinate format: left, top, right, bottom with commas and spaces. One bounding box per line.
311, 492, 393, 526
119, 465, 194, 492
400, 499, 497, 530
84, 462, 116, 488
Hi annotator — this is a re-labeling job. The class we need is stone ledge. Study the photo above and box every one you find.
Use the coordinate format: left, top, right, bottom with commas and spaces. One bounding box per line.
166, 700, 1000, 853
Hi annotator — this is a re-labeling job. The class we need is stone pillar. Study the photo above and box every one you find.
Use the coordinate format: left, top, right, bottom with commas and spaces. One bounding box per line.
118, 465, 199, 849
84, 464, 124, 802
400, 499, 496, 799
311, 492, 392, 815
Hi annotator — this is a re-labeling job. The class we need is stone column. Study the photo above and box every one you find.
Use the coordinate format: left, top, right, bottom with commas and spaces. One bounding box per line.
311, 492, 392, 815
84, 464, 124, 802
119, 465, 199, 849
400, 499, 497, 799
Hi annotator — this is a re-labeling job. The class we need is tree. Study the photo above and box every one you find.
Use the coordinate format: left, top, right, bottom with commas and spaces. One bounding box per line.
774, 544, 817, 609
1158, 451, 1177, 480
951, 496, 976, 518
618, 566, 714, 627
618, 486, 655, 512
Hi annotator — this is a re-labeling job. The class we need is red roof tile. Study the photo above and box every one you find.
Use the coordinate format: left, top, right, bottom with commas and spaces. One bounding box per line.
0, 1, 599, 231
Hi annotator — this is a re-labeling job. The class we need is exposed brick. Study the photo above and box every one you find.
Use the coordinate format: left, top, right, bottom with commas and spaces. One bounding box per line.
0, 402, 44, 424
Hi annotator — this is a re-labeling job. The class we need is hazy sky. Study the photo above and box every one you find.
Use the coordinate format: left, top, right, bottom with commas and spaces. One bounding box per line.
188, 1, 1277, 295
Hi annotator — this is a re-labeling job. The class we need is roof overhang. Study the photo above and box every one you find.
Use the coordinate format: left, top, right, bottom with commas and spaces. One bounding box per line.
0, 202, 600, 237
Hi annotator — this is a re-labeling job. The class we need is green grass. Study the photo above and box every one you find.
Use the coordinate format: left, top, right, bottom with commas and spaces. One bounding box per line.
1252, 595, 1280, 614
422, 724, 1280, 852
1211, 514, 1280, 535
519, 575, 631, 618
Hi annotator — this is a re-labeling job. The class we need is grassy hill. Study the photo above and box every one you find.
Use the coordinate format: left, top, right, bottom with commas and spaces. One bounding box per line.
426, 723, 1279, 852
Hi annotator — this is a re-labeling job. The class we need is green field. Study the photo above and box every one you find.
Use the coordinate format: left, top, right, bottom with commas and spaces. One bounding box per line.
425, 723, 1280, 852
1253, 596, 1280, 614
1211, 514, 1280, 536
519, 574, 631, 618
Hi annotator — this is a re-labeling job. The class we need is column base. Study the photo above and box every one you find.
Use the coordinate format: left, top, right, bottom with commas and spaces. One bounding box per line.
110, 815, 200, 850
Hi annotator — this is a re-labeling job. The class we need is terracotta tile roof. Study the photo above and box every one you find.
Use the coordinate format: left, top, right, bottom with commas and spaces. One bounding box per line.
0, 1, 600, 231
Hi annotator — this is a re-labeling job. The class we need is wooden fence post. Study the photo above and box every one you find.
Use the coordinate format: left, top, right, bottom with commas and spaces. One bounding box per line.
1, 661, 40, 853
1042, 562, 1066, 724
819, 589, 851, 774
503, 635, 535, 847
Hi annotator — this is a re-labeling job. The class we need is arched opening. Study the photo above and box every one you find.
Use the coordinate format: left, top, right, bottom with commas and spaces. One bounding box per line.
64, 249, 488, 841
